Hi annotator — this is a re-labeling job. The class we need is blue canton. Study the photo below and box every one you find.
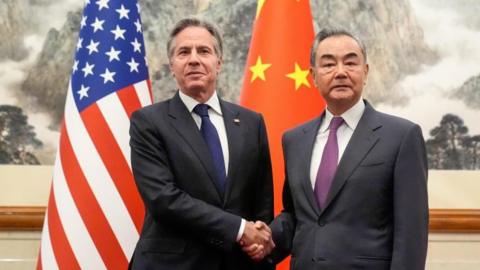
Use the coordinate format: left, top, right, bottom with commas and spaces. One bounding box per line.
71, 0, 149, 112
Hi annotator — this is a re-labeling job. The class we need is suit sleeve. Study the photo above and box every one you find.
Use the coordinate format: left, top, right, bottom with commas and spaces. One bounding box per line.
391, 124, 429, 270
129, 110, 241, 251
268, 133, 297, 264
252, 115, 274, 223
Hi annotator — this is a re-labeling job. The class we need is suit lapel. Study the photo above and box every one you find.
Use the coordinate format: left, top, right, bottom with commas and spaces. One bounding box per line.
167, 93, 224, 200
297, 116, 324, 216
221, 101, 244, 205
320, 102, 381, 214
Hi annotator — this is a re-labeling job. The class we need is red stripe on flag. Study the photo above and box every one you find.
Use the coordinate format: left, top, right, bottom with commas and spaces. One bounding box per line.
60, 126, 128, 269
147, 79, 153, 102
117, 85, 142, 118
81, 103, 144, 232
36, 247, 42, 270
47, 186, 80, 269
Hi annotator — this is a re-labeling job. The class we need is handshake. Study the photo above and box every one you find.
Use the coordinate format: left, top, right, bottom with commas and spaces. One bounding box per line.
238, 221, 275, 262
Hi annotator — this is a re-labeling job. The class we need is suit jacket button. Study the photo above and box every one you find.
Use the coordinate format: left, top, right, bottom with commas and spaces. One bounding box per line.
318, 221, 326, 227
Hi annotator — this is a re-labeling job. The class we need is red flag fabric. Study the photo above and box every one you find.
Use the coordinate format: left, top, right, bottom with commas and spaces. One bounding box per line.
37, 0, 151, 269
240, 1, 325, 269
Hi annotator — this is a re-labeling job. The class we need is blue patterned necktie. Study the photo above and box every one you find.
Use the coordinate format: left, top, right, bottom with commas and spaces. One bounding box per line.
314, 117, 344, 209
193, 104, 226, 193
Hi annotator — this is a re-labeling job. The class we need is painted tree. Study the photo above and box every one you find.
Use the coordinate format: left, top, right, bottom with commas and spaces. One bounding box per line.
462, 135, 480, 170
426, 138, 444, 169
427, 114, 468, 169
0, 105, 42, 164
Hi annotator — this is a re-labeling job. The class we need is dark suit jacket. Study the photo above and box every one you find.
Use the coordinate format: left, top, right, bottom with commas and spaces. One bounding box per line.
270, 100, 428, 270
129, 92, 274, 270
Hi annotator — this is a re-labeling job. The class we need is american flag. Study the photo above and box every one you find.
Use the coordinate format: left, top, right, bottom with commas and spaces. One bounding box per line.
37, 0, 151, 269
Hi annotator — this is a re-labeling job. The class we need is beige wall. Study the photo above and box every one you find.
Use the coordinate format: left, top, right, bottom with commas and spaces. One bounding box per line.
0, 232, 39, 270
0, 165, 52, 206
427, 233, 480, 270
1, 165, 479, 269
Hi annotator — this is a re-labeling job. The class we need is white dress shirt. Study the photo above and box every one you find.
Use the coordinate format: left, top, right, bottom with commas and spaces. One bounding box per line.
309, 99, 365, 188
178, 91, 245, 241
179, 91, 229, 173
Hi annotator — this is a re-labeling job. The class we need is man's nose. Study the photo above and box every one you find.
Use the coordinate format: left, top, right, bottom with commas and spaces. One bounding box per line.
187, 51, 200, 65
334, 64, 348, 78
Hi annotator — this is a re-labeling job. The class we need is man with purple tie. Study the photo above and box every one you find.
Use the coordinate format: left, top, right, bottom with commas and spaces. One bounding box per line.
249, 28, 429, 269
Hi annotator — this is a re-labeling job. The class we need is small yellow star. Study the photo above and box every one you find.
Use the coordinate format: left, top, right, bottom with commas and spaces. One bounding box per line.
256, 0, 266, 18
286, 62, 311, 90
250, 56, 272, 82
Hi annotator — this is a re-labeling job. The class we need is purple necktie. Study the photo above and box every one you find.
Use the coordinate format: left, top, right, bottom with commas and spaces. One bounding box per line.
193, 104, 227, 194
314, 116, 344, 209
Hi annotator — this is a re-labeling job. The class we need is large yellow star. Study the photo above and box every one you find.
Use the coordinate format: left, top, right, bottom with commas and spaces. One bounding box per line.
257, 0, 302, 18
256, 0, 266, 18
286, 62, 311, 90
250, 56, 272, 82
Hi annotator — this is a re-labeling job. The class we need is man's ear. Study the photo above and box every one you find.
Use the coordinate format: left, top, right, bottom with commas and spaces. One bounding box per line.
169, 60, 175, 77
362, 63, 369, 85
216, 58, 223, 74
310, 67, 317, 87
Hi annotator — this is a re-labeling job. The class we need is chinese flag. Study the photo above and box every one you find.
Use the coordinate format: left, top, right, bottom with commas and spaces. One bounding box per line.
240, 0, 325, 269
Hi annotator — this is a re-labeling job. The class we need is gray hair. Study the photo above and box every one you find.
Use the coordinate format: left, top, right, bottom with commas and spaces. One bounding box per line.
167, 17, 223, 61
310, 28, 367, 67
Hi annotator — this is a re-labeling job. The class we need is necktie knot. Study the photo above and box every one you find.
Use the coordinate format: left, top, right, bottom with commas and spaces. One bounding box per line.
329, 117, 344, 132
193, 104, 210, 118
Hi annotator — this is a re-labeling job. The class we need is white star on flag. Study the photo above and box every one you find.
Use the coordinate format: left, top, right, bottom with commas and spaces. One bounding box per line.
134, 19, 142, 33
111, 25, 126, 40
73, 60, 79, 73
77, 84, 90, 100
131, 38, 141, 53
96, 0, 109, 10
105, 47, 121, 62
116, 5, 130, 19
86, 39, 100, 55
77, 38, 83, 51
127, 58, 139, 72
100, 68, 116, 83
82, 62, 95, 77
81, 16, 88, 29
91, 17, 105, 33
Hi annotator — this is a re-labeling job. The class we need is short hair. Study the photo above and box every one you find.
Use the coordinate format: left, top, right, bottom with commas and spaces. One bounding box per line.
167, 17, 223, 61
309, 28, 367, 67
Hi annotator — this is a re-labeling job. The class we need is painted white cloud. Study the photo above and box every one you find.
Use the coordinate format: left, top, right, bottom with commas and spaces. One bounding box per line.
379, 0, 480, 137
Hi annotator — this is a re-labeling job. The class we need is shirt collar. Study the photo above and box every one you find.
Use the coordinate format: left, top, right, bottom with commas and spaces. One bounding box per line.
178, 90, 223, 116
320, 98, 365, 133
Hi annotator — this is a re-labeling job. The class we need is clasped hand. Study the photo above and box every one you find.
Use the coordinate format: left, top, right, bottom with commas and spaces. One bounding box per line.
239, 221, 275, 261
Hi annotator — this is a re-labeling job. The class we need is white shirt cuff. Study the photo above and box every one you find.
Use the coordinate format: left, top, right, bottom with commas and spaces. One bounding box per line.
236, 218, 246, 241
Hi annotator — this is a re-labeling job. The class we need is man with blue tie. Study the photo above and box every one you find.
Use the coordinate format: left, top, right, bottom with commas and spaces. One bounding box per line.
246, 28, 429, 269
128, 17, 274, 270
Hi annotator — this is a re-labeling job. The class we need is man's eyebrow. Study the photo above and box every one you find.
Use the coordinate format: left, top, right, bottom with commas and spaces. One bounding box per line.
195, 45, 214, 50
319, 54, 336, 60
176, 45, 191, 51
344, 52, 360, 58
